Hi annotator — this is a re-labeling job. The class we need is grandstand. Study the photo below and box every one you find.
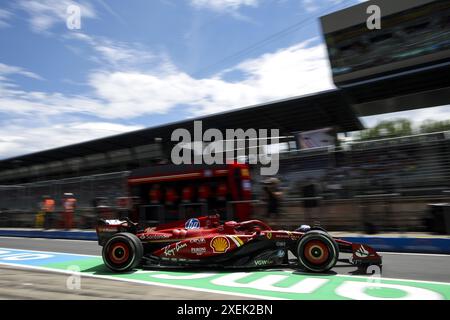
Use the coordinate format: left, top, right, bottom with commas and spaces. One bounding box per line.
249, 130, 450, 231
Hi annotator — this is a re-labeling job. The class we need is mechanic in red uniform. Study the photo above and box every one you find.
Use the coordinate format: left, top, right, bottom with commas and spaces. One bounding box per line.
62, 193, 77, 230
165, 186, 178, 218
149, 184, 162, 205
165, 187, 178, 206
182, 185, 193, 203
198, 184, 210, 203
216, 182, 228, 202
215, 182, 228, 216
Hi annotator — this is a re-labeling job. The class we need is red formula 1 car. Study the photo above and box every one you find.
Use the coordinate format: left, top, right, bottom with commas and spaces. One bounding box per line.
96, 215, 382, 273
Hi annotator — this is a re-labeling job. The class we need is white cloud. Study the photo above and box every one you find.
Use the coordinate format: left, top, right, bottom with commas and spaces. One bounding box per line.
220, 40, 334, 108
0, 63, 143, 159
0, 38, 334, 119
0, 9, 13, 28
189, 0, 259, 12
87, 39, 334, 118
65, 33, 157, 69
0, 120, 143, 159
301, 0, 357, 13
3, 35, 448, 124
1, 34, 448, 158
0, 63, 43, 80
303, 0, 319, 13
17, 0, 96, 33
0, 38, 335, 157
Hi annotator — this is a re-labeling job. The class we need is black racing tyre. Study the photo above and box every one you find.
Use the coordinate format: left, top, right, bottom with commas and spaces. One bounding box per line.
296, 230, 339, 273
102, 232, 143, 272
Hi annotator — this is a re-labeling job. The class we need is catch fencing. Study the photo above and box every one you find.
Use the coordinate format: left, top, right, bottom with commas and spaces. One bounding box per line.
1, 131, 449, 231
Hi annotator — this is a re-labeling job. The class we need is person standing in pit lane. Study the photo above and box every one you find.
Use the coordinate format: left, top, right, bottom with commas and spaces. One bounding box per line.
149, 184, 162, 205
263, 177, 283, 218
62, 193, 77, 230
42, 195, 55, 229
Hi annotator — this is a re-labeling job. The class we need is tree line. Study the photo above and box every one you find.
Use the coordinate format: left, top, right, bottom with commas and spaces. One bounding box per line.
355, 119, 450, 141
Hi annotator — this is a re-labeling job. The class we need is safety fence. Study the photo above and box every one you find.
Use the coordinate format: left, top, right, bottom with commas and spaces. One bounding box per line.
0, 171, 129, 211
2, 192, 449, 234
276, 130, 450, 200
1, 131, 449, 232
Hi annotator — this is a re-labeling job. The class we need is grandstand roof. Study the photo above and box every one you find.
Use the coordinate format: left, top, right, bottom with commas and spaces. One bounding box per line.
0, 89, 363, 170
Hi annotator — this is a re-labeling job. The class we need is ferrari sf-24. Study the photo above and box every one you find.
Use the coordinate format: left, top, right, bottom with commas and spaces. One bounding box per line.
96, 215, 382, 273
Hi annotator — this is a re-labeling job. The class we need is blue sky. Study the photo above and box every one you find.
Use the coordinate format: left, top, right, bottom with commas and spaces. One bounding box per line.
0, 0, 449, 159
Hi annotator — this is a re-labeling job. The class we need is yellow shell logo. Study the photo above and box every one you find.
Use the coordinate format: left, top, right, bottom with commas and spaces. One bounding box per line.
210, 236, 230, 253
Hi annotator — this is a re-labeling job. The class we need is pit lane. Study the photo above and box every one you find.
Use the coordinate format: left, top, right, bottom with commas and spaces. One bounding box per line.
0, 264, 247, 300
0, 237, 449, 300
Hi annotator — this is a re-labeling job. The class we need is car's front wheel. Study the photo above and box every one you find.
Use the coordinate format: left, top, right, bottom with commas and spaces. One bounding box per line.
102, 232, 143, 272
296, 230, 339, 273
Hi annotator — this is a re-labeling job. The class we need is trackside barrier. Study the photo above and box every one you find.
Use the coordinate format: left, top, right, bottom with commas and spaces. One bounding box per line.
1, 230, 449, 254
341, 236, 450, 254
354, 193, 401, 232
0, 229, 97, 241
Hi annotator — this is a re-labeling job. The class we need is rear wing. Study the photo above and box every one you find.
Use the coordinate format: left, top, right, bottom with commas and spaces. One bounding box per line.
96, 218, 138, 246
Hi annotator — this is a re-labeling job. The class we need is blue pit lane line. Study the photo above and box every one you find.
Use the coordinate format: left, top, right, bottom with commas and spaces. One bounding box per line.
0, 229, 98, 240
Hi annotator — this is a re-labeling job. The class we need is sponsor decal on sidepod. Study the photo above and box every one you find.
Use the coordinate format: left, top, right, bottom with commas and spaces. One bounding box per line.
191, 247, 207, 255
185, 218, 201, 230
210, 236, 230, 253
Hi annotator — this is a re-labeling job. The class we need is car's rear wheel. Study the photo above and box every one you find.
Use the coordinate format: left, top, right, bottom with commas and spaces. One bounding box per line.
296, 230, 339, 273
102, 232, 143, 272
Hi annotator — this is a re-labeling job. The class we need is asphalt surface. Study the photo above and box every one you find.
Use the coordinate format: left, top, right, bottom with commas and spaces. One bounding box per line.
0, 237, 255, 300
1, 236, 449, 283
0, 265, 247, 300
